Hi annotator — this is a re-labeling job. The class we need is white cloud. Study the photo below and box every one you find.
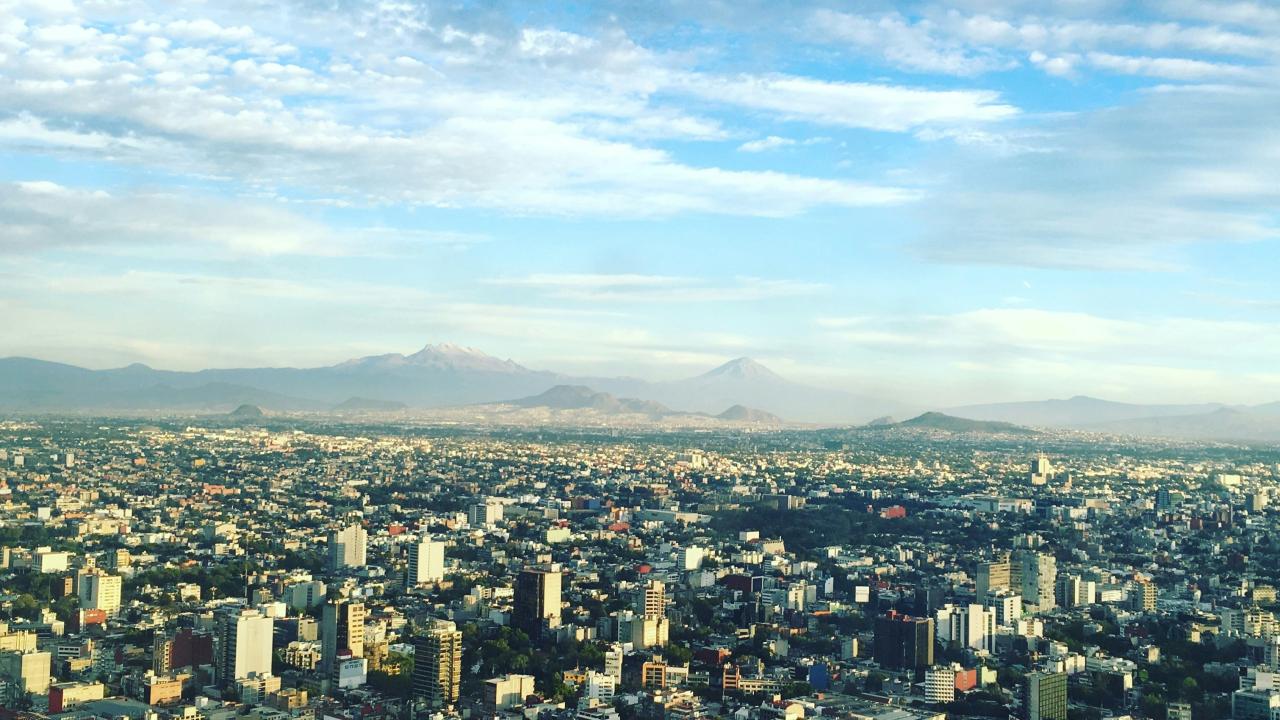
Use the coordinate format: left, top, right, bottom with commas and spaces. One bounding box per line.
819, 307, 1280, 403
0, 180, 483, 257
685, 73, 1018, 131
1084, 51, 1260, 80
487, 274, 826, 302
0, 11, 940, 217
737, 135, 795, 152
812, 9, 1013, 75
910, 84, 1280, 269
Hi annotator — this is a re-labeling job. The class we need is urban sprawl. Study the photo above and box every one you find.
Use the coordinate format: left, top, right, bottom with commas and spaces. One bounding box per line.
2, 418, 1279, 720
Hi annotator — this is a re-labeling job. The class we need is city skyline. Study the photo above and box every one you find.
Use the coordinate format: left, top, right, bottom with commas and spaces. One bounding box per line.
3, 0, 1279, 406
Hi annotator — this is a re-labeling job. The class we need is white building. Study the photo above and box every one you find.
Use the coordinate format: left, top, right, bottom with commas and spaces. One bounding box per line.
925, 666, 956, 704
77, 571, 123, 615
328, 524, 367, 570
408, 538, 445, 585
216, 608, 274, 685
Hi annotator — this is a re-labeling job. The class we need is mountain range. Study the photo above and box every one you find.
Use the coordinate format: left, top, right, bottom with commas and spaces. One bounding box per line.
946, 396, 1280, 443
5, 346, 1280, 440
0, 344, 897, 423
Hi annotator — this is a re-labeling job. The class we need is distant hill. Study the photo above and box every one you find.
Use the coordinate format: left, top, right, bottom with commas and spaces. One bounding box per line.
228, 404, 265, 419
716, 405, 784, 424
1086, 408, 1280, 443
332, 397, 408, 412
892, 411, 1037, 435
511, 385, 674, 416
946, 395, 1224, 428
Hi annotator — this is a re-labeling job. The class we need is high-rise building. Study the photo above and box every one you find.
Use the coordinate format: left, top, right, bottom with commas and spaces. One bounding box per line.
1055, 575, 1095, 609
936, 603, 996, 655
77, 570, 122, 615
408, 538, 446, 586
1025, 672, 1067, 720
1131, 578, 1157, 612
925, 665, 956, 703
603, 643, 624, 683
1018, 551, 1057, 612
215, 607, 273, 686
321, 600, 366, 682
976, 557, 1011, 601
1029, 454, 1055, 485
514, 565, 562, 639
584, 670, 616, 704
413, 620, 462, 709
914, 585, 946, 618
639, 579, 666, 617
873, 612, 934, 671
328, 524, 367, 570
469, 500, 504, 527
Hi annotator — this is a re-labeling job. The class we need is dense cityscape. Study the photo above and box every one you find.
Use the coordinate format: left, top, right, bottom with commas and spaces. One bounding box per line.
2, 417, 1278, 720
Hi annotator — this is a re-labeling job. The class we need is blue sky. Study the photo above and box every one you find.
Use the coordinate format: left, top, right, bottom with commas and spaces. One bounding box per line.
2, 0, 1278, 405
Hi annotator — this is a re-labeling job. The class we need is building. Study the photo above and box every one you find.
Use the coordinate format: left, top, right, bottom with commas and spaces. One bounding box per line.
328, 523, 367, 570
144, 674, 183, 706
873, 612, 934, 671
514, 564, 562, 639
584, 670, 616, 704
976, 557, 1011, 601
235, 672, 282, 704
1025, 672, 1067, 720
483, 673, 535, 714
413, 619, 462, 709
1234, 688, 1280, 720
1166, 701, 1191, 720
935, 603, 996, 655
469, 500, 504, 527
1029, 455, 1054, 485
924, 666, 956, 704
604, 643, 624, 683
48, 681, 106, 712
640, 579, 666, 617
1018, 551, 1057, 612
77, 570, 123, 615
1054, 574, 1095, 609
0, 650, 52, 696
408, 538, 446, 586
215, 607, 273, 686
321, 600, 365, 682
1131, 578, 1157, 612
282, 580, 326, 611
35, 549, 70, 574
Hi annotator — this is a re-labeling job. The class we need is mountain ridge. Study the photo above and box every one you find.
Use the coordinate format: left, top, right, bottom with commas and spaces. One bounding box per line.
0, 348, 892, 423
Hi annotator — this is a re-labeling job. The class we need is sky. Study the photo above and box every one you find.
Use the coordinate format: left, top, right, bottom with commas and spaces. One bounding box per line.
1, 0, 1278, 406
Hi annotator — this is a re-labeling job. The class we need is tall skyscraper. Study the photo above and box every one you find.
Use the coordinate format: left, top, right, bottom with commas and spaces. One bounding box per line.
321, 600, 366, 682
514, 564, 562, 639
872, 612, 933, 671
413, 620, 462, 709
1025, 672, 1067, 720
328, 523, 367, 570
408, 538, 445, 586
215, 607, 273, 686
